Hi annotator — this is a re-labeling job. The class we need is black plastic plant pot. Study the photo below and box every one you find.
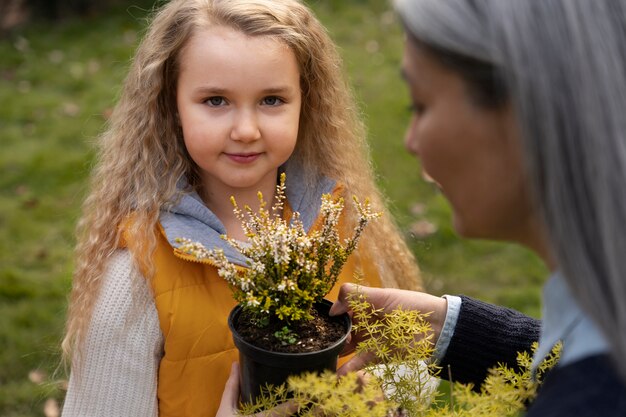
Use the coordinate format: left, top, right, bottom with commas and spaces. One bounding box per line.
227, 299, 352, 404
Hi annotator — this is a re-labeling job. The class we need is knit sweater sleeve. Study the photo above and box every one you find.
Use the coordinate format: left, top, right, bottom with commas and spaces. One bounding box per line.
439, 295, 541, 387
62, 249, 163, 417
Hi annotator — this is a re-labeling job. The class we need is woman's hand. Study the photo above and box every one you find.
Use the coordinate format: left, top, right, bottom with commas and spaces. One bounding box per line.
329, 283, 448, 375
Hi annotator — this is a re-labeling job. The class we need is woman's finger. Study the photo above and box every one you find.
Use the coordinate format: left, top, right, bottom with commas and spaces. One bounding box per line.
338, 332, 357, 357
329, 283, 358, 316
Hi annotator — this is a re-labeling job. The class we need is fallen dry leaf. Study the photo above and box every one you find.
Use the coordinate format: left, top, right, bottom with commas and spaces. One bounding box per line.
409, 203, 426, 217
14, 36, 29, 52
48, 50, 64, 64
18, 80, 31, 93
380, 10, 395, 26
409, 220, 438, 238
366, 40, 379, 54
28, 369, 46, 385
15, 185, 29, 196
87, 59, 101, 74
44, 398, 60, 417
22, 197, 39, 209
62, 102, 80, 117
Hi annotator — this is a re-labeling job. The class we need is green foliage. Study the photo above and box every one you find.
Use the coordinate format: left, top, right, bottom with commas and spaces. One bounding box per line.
274, 326, 298, 346
238, 291, 561, 416
0, 2, 154, 414
177, 173, 381, 329
1, 0, 545, 414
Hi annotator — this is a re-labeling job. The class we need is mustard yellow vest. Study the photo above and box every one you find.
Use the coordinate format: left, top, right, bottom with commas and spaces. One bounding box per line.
141, 198, 381, 417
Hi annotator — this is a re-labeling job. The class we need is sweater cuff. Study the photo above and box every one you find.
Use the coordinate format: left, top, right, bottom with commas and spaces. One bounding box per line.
439, 295, 540, 386
432, 295, 462, 363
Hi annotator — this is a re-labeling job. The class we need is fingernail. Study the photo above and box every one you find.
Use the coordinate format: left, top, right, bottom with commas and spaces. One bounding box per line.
329, 303, 340, 316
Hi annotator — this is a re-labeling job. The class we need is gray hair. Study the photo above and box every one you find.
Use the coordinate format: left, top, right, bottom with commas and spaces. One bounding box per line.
395, 0, 626, 380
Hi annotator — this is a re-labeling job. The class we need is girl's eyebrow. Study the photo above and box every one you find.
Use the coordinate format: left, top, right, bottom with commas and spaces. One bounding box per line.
193, 86, 295, 95
193, 86, 228, 95
261, 86, 295, 95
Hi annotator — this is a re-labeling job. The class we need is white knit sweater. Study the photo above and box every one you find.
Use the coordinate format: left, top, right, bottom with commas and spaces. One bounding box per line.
62, 250, 163, 417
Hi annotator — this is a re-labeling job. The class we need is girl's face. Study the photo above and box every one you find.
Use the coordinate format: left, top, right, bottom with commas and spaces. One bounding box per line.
177, 26, 301, 201
401, 39, 538, 245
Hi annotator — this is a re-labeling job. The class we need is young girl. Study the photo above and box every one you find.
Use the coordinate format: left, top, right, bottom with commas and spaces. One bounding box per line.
61, 1, 421, 416
310, 1, 626, 417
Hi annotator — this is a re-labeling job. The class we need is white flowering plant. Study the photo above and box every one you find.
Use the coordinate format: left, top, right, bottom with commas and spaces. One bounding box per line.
176, 173, 381, 329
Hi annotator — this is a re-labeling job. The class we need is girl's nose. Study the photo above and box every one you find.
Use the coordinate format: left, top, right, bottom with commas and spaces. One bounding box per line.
231, 109, 261, 142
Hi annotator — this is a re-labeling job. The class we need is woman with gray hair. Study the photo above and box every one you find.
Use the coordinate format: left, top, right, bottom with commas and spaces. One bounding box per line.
218, 1, 626, 415
329, 0, 626, 415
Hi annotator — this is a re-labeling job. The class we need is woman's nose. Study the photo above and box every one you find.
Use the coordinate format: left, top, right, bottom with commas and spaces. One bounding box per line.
231, 109, 261, 142
404, 117, 420, 156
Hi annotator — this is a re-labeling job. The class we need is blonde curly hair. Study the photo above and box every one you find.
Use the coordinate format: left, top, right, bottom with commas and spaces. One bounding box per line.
63, 0, 421, 363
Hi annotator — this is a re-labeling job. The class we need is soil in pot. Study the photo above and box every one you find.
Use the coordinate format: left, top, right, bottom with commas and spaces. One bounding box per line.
235, 305, 345, 353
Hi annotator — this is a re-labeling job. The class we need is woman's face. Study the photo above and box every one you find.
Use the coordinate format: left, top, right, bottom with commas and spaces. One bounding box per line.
401, 38, 537, 244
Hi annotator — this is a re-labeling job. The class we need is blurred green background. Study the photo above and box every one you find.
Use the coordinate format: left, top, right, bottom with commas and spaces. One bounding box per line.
0, 0, 546, 415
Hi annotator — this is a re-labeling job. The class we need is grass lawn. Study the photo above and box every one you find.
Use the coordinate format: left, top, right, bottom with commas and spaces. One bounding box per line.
0, 1, 546, 415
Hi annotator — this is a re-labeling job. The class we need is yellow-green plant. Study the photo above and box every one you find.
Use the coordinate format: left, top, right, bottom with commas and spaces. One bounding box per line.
176, 173, 381, 328
441, 342, 561, 417
349, 288, 440, 416
238, 288, 561, 416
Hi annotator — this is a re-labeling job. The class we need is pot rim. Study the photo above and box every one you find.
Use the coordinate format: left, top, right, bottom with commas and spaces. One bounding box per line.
227, 299, 351, 361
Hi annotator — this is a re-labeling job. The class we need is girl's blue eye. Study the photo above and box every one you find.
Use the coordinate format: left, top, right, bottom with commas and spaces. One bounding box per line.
263, 96, 282, 106
207, 97, 226, 106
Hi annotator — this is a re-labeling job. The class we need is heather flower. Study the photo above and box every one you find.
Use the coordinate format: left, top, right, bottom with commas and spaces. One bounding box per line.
176, 173, 381, 325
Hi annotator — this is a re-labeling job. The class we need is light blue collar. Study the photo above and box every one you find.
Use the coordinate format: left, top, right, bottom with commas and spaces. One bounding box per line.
532, 272, 609, 371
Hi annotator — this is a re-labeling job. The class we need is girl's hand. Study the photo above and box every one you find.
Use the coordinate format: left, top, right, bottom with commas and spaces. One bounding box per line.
216, 362, 242, 417
216, 362, 299, 417
329, 283, 448, 376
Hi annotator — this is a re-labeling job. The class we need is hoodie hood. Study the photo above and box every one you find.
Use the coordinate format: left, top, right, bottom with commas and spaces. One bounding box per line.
159, 164, 336, 267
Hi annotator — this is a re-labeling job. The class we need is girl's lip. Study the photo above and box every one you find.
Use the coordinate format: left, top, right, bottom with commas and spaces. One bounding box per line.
225, 152, 261, 163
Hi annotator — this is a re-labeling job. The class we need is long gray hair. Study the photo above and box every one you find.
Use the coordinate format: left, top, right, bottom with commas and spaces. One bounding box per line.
395, 0, 626, 380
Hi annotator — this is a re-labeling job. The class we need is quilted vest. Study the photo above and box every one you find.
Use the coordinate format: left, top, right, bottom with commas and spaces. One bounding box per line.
143, 201, 382, 417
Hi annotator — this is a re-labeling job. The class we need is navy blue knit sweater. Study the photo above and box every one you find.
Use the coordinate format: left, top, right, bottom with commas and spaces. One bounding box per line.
440, 296, 626, 416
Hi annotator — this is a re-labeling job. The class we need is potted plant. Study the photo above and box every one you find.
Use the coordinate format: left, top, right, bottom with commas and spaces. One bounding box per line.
176, 173, 380, 403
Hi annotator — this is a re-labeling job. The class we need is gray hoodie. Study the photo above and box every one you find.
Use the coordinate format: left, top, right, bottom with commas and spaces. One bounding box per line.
160, 165, 336, 267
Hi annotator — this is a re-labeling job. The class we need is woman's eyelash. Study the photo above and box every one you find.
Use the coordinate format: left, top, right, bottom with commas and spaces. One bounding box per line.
408, 103, 425, 114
